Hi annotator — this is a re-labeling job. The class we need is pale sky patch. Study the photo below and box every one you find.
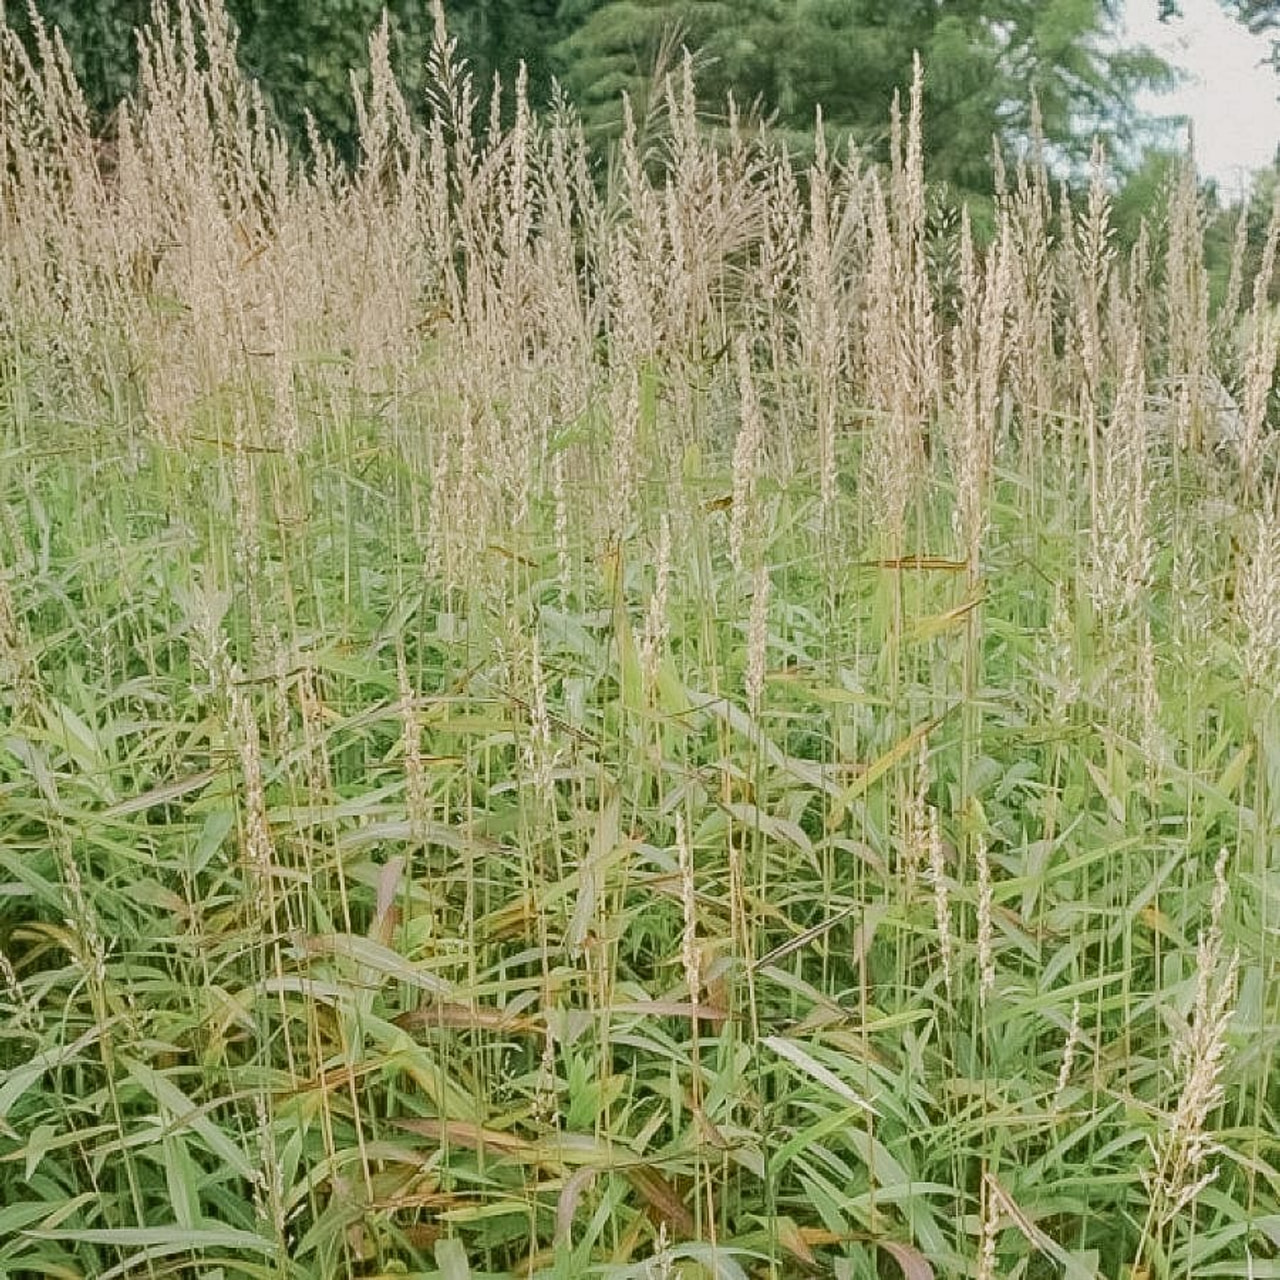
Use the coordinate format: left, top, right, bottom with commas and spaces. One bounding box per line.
1121, 0, 1280, 194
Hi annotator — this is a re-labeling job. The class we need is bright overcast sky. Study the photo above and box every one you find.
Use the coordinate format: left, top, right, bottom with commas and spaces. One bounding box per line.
1121, 0, 1280, 194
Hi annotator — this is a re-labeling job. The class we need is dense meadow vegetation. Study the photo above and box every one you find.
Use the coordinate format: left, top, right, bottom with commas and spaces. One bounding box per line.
1, 2, 1278, 1277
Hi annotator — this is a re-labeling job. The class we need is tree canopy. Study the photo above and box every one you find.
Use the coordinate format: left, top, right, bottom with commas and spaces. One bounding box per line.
3, 0, 1271, 195
554, 0, 1176, 200
1, 0, 559, 152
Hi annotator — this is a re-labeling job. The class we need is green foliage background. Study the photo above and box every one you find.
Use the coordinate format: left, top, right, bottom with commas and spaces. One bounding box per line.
3, 1, 1276, 275
6, 0, 561, 153
554, 0, 1176, 196
0, 0, 1180, 191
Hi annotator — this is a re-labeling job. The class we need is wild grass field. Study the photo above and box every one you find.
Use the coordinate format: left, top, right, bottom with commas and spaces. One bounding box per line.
0, 2, 1278, 1277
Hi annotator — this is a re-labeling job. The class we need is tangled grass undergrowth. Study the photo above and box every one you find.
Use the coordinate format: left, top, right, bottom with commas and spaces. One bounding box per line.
1, 2, 1278, 1277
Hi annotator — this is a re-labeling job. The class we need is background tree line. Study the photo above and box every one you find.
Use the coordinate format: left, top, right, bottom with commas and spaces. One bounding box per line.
5, 0, 1279, 226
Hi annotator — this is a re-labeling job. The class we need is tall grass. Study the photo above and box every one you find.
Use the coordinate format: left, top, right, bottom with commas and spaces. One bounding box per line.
0, 3, 1277, 1277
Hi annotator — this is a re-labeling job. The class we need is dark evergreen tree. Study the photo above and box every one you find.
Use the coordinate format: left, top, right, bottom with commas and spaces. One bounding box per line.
554, 0, 1175, 201
552, 0, 783, 132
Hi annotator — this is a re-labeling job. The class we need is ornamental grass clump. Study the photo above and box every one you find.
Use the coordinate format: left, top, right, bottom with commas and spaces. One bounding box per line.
0, 2, 1277, 1277
1139, 850, 1241, 1262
